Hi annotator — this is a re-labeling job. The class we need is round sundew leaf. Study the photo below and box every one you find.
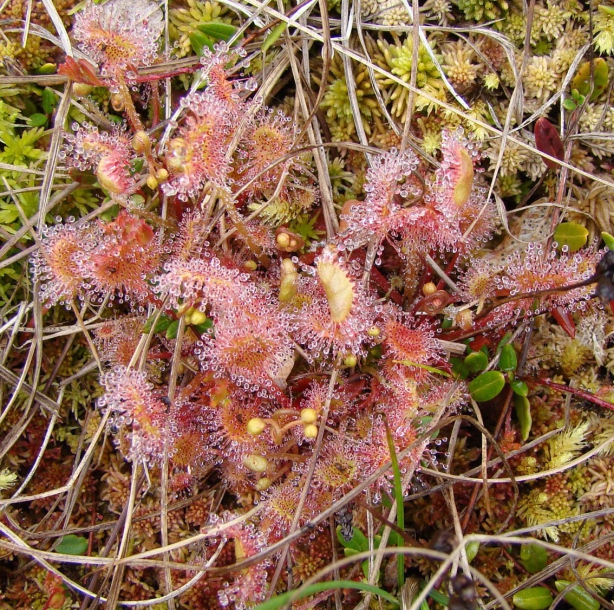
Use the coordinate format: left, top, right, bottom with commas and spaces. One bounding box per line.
464, 350, 488, 373
468, 371, 505, 402
56, 534, 88, 556
553, 222, 589, 253
554, 581, 600, 610
513, 587, 553, 610
498, 343, 518, 372
520, 543, 548, 574
514, 394, 532, 441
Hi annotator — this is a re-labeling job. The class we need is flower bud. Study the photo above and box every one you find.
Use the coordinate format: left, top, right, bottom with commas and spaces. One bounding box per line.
343, 354, 357, 367
256, 477, 271, 491
247, 417, 267, 436
244, 260, 258, 271
422, 282, 438, 296
300, 408, 317, 424
303, 424, 318, 439
132, 130, 151, 154
242, 454, 268, 473
189, 309, 207, 326
155, 168, 169, 182
146, 175, 158, 190
73, 83, 94, 97
368, 326, 380, 337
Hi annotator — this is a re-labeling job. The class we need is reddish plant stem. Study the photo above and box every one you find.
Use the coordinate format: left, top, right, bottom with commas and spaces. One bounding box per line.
523, 376, 614, 411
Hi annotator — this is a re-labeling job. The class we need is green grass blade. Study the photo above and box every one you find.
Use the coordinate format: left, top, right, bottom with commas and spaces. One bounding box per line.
384, 419, 405, 589
253, 580, 400, 610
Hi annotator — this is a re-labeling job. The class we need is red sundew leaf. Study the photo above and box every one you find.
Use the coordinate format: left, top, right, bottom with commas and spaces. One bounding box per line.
552, 306, 576, 338
534, 118, 564, 169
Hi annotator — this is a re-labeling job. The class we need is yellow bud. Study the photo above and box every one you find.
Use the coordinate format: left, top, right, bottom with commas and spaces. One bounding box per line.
300, 408, 317, 424
247, 418, 267, 435
72, 83, 93, 97
110, 93, 125, 112
244, 260, 258, 271
132, 130, 151, 154
303, 424, 318, 439
279, 258, 299, 303
242, 454, 268, 473
422, 282, 438, 296
256, 477, 271, 491
344, 354, 357, 367
155, 168, 169, 182
368, 326, 380, 337
146, 175, 158, 190
189, 309, 207, 325
276, 232, 290, 249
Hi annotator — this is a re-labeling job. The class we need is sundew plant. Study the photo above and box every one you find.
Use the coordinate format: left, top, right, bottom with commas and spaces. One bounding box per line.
2, 0, 614, 608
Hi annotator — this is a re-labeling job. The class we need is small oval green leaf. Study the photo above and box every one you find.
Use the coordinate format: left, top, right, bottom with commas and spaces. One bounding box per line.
510, 379, 529, 397
465, 541, 480, 563
514, 394, 532, 441
56, 534, 88, 556
602, 232, 614, 251
451, 357, 469, 379
29, 113, 48, 127
554, 581, 600, 610
499, 343, 518, 372
553, 222, 589, 253
468, 370, 506, 402
571, 58, 609, 101
465, 350, 488, 373
42, 87, 58, 114
520, 543, 548, 574
513, 587, 553, 610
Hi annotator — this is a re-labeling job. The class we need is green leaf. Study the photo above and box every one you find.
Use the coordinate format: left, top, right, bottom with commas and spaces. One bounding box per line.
189, 30, 214, 55
602, 232, 614, 251
451, 357, 469, 379
196, 22, 238, 43
143, 313, 174, 335
394, 360, 451, 377
498, 343, 518, 372
336, 524, 369, 552
56, 534, 88, 555
571, 58, 609, 101
464, 351, 488, 373
193, 319, 213, 334
563, 98, 577, 111
514, 394, 532, 441
468, 371, 506, 402
554, 581, 600, 610
262, 21, 287, 53
513, 587, 553, 610
384, 419, 405, 589
166, 319, 180, 340
35, 63, 57, 75
465, 541, 479, 563
510, 379, 529, 397
553, 222, 589, 253
42, 87, 58, 114
28, 113, 48, 127
520, 543, 548, 574
253, 580, 399, 610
